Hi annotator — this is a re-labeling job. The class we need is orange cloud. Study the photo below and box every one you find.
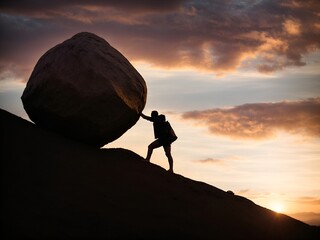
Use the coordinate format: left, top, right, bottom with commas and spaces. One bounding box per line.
295, 197, 320, 205
182, 98, 320, 139
283, 18, 301, 35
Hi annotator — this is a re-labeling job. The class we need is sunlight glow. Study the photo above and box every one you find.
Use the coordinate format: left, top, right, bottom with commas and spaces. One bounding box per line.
271, 202, 285, 213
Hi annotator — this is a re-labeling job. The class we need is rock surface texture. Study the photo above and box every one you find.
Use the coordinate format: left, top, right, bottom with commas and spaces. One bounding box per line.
21, 32, 147, 147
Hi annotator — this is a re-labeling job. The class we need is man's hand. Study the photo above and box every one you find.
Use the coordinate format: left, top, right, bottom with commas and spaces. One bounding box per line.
140, 112, 148, 119
140, 112, 152, 121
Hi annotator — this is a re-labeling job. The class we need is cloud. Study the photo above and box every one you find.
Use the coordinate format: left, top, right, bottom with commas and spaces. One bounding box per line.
182, 98, 320, 139
193, 157, 221, 164
238, 189, 251, 195
283, 18, 301, 36
0, 0, 185, 13
295, 196, 320, 205
0, 0, 319, 78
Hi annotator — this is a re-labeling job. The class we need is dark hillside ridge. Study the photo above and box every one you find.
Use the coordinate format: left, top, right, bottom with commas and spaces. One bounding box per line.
1, 109, 319, 239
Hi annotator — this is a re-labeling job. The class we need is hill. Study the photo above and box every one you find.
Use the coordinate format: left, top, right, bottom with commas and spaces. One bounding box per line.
1, 108, 319, 239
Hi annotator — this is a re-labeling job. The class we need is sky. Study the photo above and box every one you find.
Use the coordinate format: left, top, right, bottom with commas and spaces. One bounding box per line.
1, 0, 320, 225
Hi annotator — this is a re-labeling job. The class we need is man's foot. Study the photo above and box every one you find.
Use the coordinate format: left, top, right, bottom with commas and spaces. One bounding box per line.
144, 158, 150, 162
167, 169, 174, 173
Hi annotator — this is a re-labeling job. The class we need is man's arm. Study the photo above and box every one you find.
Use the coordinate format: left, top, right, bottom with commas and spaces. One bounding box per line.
140, 113, 153, 121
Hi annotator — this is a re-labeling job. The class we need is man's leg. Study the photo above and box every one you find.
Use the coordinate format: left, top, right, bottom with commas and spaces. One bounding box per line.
145, 140, 162, 162
163, 144, 174, 173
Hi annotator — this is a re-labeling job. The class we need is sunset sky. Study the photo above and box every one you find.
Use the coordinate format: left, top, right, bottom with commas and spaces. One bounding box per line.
1, 0, 320, 225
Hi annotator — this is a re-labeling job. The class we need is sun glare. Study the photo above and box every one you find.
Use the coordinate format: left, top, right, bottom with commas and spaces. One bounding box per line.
271, 202, 285, 213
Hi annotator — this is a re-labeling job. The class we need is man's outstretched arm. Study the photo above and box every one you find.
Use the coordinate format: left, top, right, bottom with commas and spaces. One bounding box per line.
140, 113, 153, 121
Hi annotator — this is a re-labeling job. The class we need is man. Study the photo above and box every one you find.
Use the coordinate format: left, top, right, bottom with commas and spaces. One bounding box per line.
140, 111, 175, 173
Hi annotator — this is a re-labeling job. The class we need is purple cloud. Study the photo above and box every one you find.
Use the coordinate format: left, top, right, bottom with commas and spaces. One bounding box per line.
0, 0, 319, 80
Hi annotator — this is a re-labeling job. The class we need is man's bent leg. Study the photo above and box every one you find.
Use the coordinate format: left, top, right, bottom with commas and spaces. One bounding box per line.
146, 140, 162, 162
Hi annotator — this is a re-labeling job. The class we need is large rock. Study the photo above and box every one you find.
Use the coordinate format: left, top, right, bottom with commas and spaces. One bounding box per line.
21, 32, 147, 147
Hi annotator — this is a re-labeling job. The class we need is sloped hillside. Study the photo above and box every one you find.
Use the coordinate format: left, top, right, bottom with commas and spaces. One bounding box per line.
1, 109, 319, 239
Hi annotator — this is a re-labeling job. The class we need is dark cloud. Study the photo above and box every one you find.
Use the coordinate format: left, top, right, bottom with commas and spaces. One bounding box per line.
182, 98, 320, 139
0, 0, 185, 13
0, 0, 319, 79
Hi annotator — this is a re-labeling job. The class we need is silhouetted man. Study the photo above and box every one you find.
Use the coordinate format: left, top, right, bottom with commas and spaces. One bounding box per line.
141, 111, 176, 173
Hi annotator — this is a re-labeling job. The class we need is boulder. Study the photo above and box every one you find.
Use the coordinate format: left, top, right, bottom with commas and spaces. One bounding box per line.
21, 32, 147, 147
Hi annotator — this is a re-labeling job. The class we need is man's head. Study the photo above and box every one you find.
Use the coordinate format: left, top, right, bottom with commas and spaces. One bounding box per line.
151, 110, 158, 118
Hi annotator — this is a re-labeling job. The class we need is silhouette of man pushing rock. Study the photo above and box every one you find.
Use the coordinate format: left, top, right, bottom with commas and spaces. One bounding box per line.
141, 111, 177, 173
